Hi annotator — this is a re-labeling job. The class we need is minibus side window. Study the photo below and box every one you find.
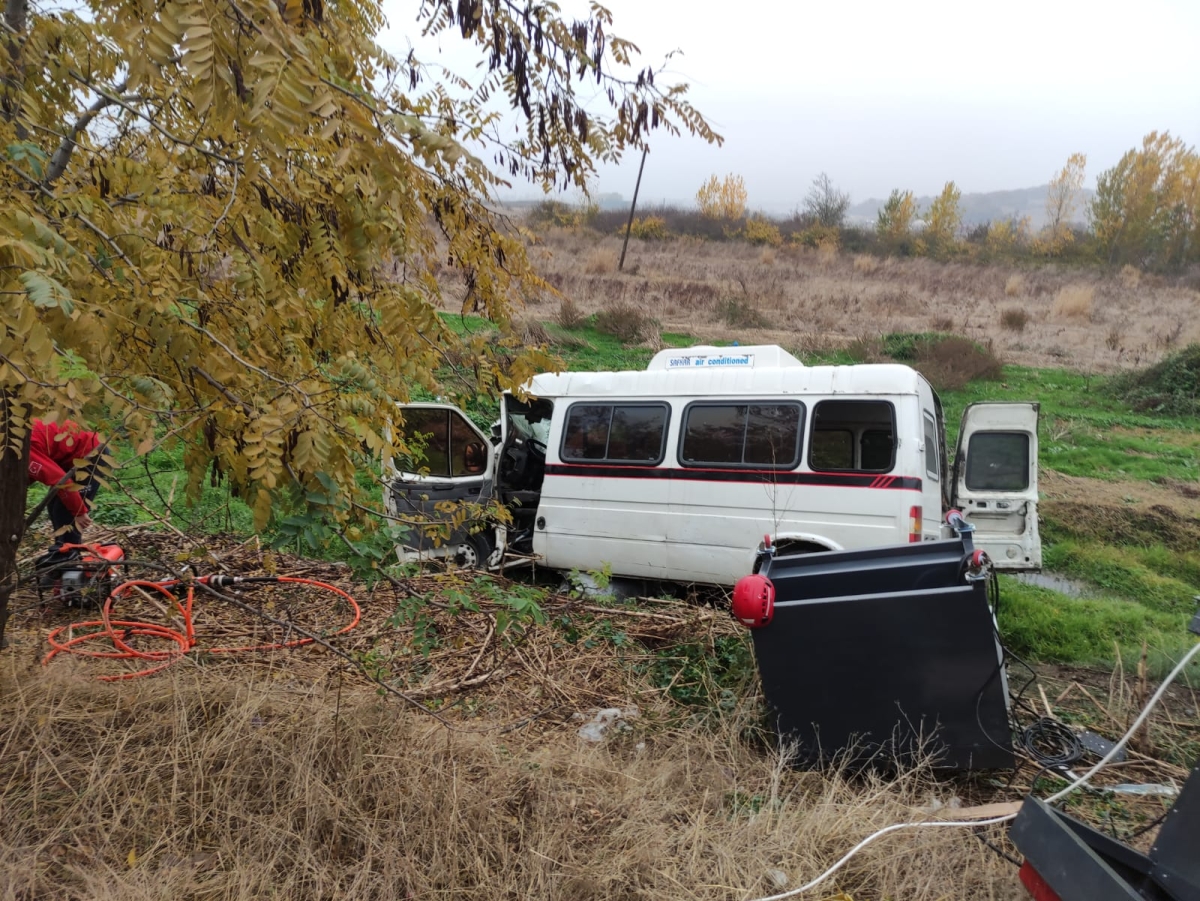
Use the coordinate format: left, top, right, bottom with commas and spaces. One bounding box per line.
679, 402, 803, 469
923, 412, 939, 480
808, 400, 896, 473
810, 430, 852, 469
561, 403, 669, 465
860, 429, 893, 470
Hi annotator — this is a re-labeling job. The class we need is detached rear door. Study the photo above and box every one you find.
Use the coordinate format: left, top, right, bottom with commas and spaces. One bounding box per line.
951, 402, 1041, 571
387, 404, 494, 554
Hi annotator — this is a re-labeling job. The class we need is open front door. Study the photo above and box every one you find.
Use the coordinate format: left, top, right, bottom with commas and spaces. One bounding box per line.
951, 402, 1041, 571
386, 403, 497, 568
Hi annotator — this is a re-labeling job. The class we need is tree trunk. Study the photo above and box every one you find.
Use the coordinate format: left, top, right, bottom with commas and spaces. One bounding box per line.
0, 393, 32, 649
2, 0, 29, 137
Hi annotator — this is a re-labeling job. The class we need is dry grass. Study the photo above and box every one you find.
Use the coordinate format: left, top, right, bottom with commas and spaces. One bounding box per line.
718, 296, 770, 330
584, 247, 618, 275
485, 225, 1199, 371
516, 317, 552, 346
0, 661, 1020, 901
853, 254, 878, 275
1120, 264, 1142, 289
1051, 283, 1095, 320
556, 297, 586, 330
5, 526, 1191, 900
759, 246, 776, 266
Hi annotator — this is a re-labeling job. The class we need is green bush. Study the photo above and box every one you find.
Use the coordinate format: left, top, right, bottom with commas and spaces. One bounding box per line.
1108, 343, 1200, 417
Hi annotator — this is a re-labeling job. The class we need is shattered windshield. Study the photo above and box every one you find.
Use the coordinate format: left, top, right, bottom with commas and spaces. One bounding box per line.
506, 396, 553, 444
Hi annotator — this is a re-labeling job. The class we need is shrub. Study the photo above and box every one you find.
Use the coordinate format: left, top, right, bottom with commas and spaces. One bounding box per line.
526, 198, 597, 229
852, 332, 1003, 391
792, 223, 840, 249
912, 335, 1003, 391
743, 217, 783, 247
815, 241, 838, 267
716, 297, 769, 329
1004, 273, 1026, 296
1109, 343, 1200, 417
1051, 283, 1094, 319
1000, 308, 1030, 332
628, 215, 668, 240
515, 318, 551, 345
595, 300, 659, 344
556, 297, 586, 330
584, 248, 617, 274
846, 334, 887, 363
1119, 264, 1141, 289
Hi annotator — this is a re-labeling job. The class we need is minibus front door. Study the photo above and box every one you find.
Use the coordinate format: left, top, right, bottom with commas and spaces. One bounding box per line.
387, 403, 498, 569
950, 402, 1041, 571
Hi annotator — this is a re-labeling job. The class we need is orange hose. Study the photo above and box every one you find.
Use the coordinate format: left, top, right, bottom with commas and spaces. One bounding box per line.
42, 574, 362, 681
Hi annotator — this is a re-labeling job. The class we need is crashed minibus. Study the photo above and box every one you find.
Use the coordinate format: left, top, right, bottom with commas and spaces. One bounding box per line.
385, 344, 1041, 585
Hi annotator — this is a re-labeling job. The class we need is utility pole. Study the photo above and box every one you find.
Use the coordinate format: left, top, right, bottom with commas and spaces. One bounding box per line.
618, 147, 648, 272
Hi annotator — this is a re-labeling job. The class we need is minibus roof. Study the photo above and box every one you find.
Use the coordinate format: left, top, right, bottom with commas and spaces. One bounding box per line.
524, 345, 929, 399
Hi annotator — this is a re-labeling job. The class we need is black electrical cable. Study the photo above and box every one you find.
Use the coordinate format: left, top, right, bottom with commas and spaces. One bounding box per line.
980, 573, 1084, 774
1018, 718, 1084, 770
1126, 807, 1172, 839
972, 827, 1022, 867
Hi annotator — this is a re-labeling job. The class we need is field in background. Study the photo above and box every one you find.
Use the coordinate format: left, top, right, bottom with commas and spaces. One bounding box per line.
519, 229, 1200, 372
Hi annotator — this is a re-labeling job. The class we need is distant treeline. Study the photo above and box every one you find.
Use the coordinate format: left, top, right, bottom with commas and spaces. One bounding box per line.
527, 132, 1200, 270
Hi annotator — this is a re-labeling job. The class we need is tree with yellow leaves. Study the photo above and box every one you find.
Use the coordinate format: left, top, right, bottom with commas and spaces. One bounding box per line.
0, 0, 719, 643
1090, 132, 1198, 268
1041, 153, 1087, 255
922, 181, 962, 258
876, 189, 917, 253
696, 173, 748, 220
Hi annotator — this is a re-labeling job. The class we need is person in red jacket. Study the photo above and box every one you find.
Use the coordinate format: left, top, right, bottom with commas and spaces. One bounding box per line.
28, 419, 105, 549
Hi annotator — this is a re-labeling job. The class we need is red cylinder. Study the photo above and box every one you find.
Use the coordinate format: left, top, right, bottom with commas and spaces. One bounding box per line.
732, 574, 775, 628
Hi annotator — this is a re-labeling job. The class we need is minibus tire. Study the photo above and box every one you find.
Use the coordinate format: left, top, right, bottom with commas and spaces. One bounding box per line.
452, 534, 493, 571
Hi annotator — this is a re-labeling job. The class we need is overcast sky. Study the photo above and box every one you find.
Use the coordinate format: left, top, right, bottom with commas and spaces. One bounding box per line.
378, 0, 1200, 210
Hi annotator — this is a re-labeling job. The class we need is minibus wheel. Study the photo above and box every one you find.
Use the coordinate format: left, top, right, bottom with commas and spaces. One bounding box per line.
452, 534, 494, 571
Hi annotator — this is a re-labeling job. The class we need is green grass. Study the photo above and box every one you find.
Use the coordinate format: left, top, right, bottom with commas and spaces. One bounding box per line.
28, 441, 257, 538
1042, 541, 1200, 616
551, 323, 695, 371
997, 576, 1195, 677
937, 366, 1200, 485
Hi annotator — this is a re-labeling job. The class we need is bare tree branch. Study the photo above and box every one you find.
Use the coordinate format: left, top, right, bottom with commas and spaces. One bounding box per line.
44, 80, 128, 186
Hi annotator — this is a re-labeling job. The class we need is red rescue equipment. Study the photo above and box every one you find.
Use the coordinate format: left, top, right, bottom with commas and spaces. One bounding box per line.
732, 573, 775, 628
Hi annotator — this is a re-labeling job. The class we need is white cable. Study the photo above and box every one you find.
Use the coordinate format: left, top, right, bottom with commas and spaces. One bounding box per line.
742, 639, 1200, 901
1045, 639, 1200, 803
746, 814, 1018, 901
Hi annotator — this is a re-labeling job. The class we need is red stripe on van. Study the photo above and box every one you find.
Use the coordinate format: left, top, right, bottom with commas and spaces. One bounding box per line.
543, 464, 922, 491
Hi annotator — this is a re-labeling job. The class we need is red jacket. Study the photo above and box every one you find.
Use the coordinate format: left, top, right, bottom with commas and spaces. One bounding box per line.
28, 420, 101, 518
